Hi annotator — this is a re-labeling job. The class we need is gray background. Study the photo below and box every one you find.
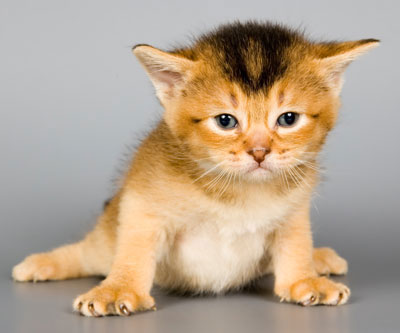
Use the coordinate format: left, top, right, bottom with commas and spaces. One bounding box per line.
1, 0, 399, 332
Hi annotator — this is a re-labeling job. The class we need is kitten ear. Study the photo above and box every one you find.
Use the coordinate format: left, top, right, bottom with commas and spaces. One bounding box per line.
314, 39, 380, 94
133, 44, 194, 104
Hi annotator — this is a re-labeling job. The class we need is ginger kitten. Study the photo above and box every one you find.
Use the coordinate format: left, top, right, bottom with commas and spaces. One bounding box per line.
12, 21, 379, 316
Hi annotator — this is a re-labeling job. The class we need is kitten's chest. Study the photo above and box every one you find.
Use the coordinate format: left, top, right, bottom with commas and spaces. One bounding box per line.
156, 189, 296, 292
189, 189, 294, 236
174, 193, 292, 263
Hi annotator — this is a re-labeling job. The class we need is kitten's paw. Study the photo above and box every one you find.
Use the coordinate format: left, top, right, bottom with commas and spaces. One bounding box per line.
73, 283, 156, 317
12, 253, 60, 282
313, 247, 348, 275
276, 276, 350, 306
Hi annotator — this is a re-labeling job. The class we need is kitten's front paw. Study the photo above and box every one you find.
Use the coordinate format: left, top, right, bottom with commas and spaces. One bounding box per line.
12, 253, 59, 282
276, 276, 350, 306
73, 283, 156, 317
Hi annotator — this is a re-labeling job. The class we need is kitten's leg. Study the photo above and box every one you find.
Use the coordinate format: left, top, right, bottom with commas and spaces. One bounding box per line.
313, 247, 348, 276
12, 201, 118, 282
73, 192, 159, 317
272, 205, 350, 306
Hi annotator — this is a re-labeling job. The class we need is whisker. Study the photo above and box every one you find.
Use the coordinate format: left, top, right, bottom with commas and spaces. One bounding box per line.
192, 161, 224, 183
224, 171, 234, 196
279, 169, 289, 192
293, 157, 321, 172
286, 166, 303, 190
283, 169, 290, 192
216, 171, 229, 198
204, 168, 228, 191
217, 170, 233, 198
293, 165, 311, 189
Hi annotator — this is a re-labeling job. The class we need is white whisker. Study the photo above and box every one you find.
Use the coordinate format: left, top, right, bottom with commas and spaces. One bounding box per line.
204, 168, 228, 191
293, 164, 312, 189
192, 161, 224, 183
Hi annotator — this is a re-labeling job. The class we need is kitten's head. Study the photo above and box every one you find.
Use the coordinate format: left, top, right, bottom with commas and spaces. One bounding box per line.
133, 22, 378, 182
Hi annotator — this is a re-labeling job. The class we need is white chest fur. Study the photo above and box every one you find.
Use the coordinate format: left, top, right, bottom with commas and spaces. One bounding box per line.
154, 186, 301, 293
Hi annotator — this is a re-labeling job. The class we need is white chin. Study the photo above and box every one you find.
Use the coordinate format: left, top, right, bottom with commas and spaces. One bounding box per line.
245, 166, 273, 181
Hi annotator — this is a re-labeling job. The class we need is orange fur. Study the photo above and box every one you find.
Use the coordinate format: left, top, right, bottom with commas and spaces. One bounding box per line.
12, 22, 379, 316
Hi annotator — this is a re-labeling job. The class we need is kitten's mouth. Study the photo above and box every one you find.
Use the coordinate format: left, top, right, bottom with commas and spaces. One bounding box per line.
241, 164, 274, 181
248, 164, 270, 173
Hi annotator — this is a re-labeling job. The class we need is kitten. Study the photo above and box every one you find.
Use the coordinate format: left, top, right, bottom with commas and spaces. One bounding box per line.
12, 21, 379, 316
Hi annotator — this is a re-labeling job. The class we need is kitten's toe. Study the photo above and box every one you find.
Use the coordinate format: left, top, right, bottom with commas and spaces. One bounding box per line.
73, 284, 156, 317
276, 276, 350, 306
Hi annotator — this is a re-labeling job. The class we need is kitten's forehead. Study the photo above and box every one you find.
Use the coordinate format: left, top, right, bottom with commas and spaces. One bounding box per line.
193, 22, 305, 93
234, 83, 285, 124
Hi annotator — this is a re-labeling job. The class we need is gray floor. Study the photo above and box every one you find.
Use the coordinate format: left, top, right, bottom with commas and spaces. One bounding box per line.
2, 226, 400, 333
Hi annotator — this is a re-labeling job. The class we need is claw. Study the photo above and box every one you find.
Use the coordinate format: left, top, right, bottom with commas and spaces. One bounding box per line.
301, 294, 316, 306
119, 303, 130, 316
150, 305, 157, 311
88, 302, 99, 317
337, 292, 343, 305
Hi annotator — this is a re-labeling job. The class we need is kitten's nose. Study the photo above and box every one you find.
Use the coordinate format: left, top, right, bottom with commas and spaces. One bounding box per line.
247, 148, 271, 164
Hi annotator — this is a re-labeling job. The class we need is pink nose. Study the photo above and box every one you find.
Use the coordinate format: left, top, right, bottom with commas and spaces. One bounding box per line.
247, 148, 271, 164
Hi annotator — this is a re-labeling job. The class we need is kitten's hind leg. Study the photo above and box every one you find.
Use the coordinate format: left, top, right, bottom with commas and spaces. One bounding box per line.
13, 207, 117, 282
13, 242, 93, 282
313, 247, 348, 276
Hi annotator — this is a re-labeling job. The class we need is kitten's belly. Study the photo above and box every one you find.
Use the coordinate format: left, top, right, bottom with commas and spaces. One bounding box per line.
155, 224, 272, 293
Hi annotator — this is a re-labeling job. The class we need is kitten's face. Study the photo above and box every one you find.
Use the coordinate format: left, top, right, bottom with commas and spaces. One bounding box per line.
133, 22, 378, 183
170, 65, 336, 182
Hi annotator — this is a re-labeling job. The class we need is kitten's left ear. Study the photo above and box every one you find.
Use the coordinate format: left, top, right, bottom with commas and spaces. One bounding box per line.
133, 44, 195, 105
314, 39, 380, 94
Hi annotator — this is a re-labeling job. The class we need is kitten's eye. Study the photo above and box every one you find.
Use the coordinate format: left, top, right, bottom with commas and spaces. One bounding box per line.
215, 114, 238, 129
277, 112, 299, 127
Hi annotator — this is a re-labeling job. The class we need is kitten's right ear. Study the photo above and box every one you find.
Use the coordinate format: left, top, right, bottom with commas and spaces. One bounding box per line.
133, 44, 194, 105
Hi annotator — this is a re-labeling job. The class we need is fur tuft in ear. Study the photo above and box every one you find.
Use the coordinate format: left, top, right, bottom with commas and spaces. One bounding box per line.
314, 39, 380, 94
132, 45, 194, 104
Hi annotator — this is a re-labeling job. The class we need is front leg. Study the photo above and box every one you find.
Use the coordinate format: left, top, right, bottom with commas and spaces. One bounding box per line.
272, 204, 350, 306
73, 193, 159, 316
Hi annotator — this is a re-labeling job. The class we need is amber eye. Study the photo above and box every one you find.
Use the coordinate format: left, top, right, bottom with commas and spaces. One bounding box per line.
277, 112, 299, 127
215, 114, 238, 129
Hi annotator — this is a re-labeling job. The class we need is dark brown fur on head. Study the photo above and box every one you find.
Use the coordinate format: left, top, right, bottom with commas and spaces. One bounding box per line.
178, 21, 304, 93
170, 21, 378, 95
